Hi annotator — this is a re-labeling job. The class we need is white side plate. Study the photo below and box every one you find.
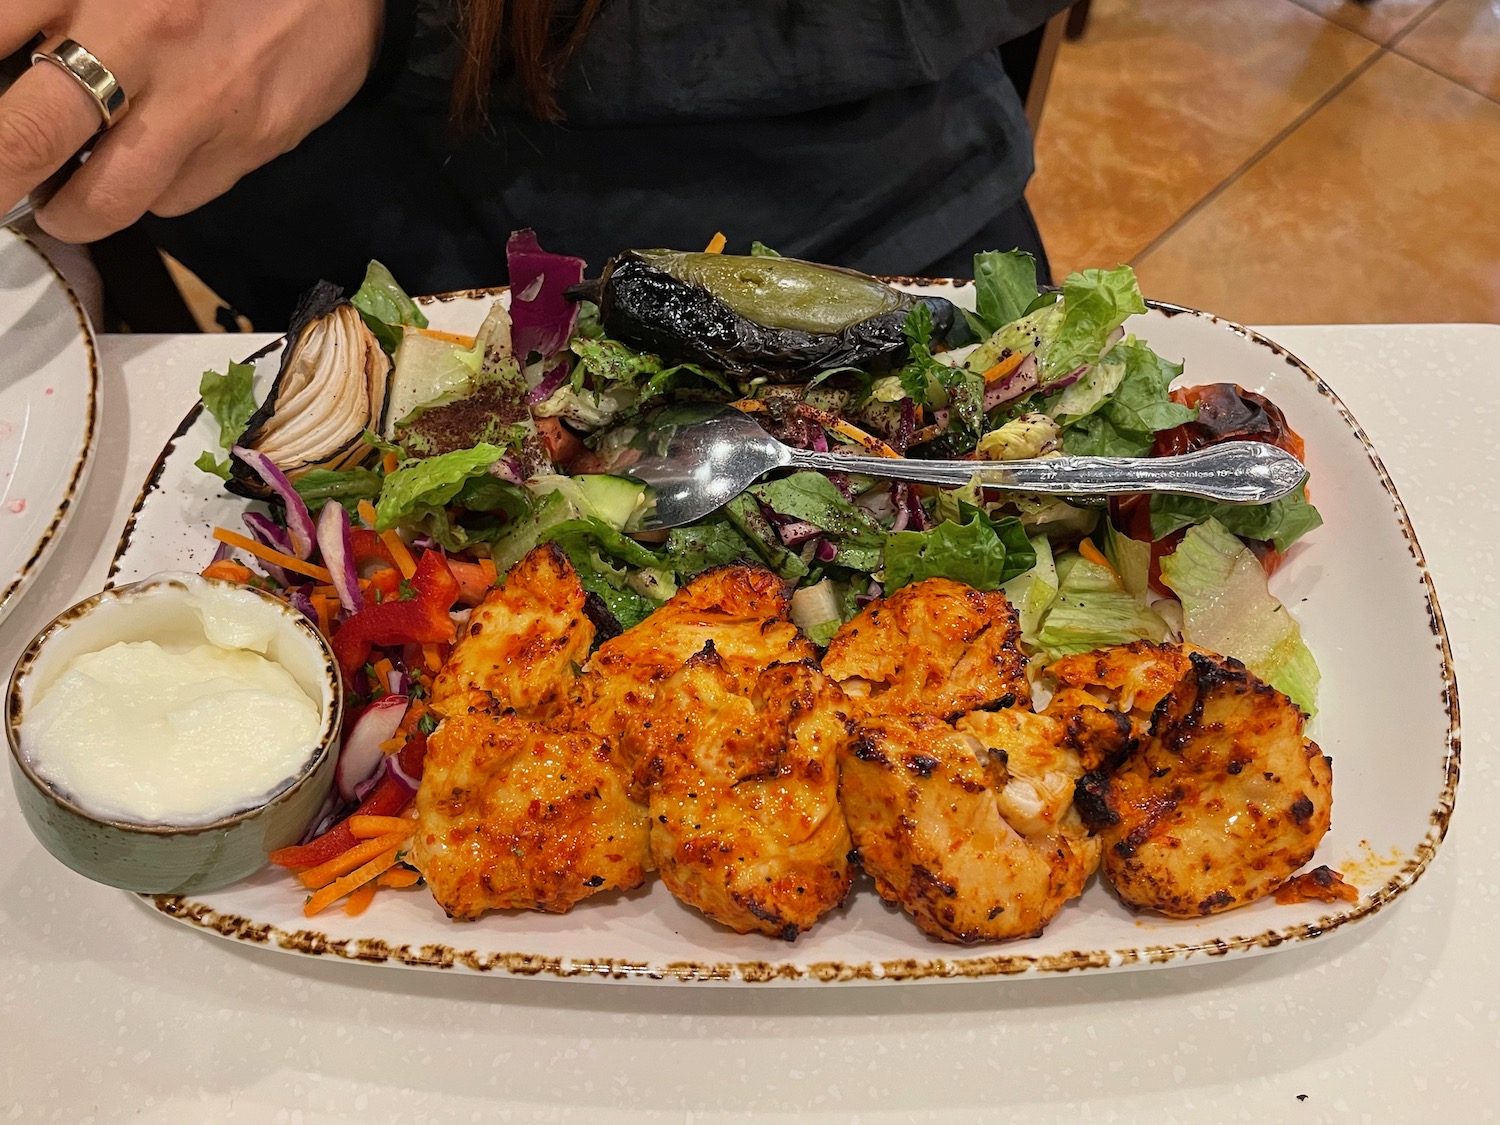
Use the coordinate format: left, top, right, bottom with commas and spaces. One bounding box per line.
0, 229, 100, 629
108, 284, 1459, 984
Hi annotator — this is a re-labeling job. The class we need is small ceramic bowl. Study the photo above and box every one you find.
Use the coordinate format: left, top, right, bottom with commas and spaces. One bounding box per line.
5, 572, 342, 894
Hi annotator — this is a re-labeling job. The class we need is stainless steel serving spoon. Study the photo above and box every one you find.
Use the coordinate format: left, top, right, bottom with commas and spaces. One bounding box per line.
599, 403, 1308, 530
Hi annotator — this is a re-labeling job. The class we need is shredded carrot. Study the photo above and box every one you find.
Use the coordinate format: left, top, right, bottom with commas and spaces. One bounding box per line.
381, 530, 417, 579
372, 657, 396, 687
413, 327, 476, 347
348, 815, 412, 839
479, 557, 496, 585
342, 881, 378, 916
1077, 538, 1117, 577
728, 398, 766, 413
382, 451, 398, 475
378, 867, 422, 888
422, 643, 444, 673
200, 559, 253, 584
357, 500, 379, 530
703, 231, 727, 254
212, 528, 333, 583
378, 736, 405, 754
296, 828, 412, 889
397, 698, 428, 737
303, 845, 404, 916
981, 351, 1026, 384
830, 418, 902, 459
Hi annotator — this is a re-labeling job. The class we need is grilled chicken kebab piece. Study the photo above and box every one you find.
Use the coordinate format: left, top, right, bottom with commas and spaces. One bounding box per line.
1057, 642, 1333, 917
413, 544, 651, 919
826, 579, 1100, 942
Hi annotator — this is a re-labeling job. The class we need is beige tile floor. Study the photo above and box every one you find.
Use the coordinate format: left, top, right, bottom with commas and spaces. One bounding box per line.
1030, 0, 1500, 323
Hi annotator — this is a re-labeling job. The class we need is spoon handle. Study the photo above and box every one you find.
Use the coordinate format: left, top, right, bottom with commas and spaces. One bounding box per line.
787, 441, 1307, 504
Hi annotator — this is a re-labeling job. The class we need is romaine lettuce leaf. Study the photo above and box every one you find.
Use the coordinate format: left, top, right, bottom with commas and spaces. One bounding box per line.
544, 517, 665, 571
1000, 534, 1059, 643
1098, 520, 1152, 601
194, 362, 259, 478
725, 495, 809, 580
374, 442, 509, 531
1149, 484, 1323, 553
1055, 337, 1194, 457
967, 250, 1042, 340
964, 300, 1064, 378
883, 504, 1035, 592
1033, 551, 1169, 660
351, 260, 428, 354
569, 336, 733, 402
1158, 518, 1320, 714
1041, 265, 1147, 383
291, 467, 383, 514
664, 519, 756, 578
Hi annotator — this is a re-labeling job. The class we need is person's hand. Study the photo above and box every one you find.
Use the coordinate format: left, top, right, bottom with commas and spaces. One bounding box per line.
1, 0, 384, 243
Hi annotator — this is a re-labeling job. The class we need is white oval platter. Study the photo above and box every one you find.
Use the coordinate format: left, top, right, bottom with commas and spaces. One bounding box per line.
107, 282, 1459, 984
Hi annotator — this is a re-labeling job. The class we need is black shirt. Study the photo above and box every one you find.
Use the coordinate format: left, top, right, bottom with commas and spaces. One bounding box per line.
150, 0, 1068, 327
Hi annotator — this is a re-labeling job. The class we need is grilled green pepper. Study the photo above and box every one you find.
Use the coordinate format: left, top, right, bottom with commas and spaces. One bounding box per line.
569, 249, 956, 382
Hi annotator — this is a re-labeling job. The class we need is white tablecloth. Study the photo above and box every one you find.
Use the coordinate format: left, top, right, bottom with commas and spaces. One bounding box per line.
2, 325, 1496, 1124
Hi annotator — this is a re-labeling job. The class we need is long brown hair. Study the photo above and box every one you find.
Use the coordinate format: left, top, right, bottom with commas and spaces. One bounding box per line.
451, 0, 606, 125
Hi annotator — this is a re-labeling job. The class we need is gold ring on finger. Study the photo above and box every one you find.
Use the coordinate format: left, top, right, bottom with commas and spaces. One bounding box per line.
29, 36, 129, 129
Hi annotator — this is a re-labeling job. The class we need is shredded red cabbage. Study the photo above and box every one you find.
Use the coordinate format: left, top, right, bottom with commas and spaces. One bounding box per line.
814, 538, 838, 564
889, 482, 911, 533
526, 361, 571, 406
906, 485, 932, 531
856, 580, 883, 607
210, 539, 234, 565
286, 585, 318, 625
775, 519, 823, 547
299, 790, 344, 844
984, 353, 1039, 411
315, 500, 364, 614
826, 471, 856, 500
242, 511, 293, 586
488, 455, 525, 485
507, 229, 585, 363
384, 750, 421, 795
232, 446, 316, 559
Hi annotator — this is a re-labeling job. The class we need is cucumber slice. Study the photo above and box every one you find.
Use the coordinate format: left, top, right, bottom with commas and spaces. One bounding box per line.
574, 474, 647, 531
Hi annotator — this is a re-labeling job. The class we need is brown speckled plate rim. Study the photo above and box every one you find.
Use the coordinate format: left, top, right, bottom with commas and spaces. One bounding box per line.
0, 230, 101, 623
111, 288, 1460, 984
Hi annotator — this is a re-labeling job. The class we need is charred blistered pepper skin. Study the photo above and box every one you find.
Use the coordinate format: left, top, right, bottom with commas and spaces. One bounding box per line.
571, 250, 956, 381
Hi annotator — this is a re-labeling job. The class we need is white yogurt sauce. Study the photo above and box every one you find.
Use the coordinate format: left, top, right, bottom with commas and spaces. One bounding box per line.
24, 585, 323, 825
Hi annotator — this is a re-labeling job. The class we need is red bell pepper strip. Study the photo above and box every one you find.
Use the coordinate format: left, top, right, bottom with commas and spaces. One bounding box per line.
397, 730, 428, 780
268, 774, 412, 868
330, 550, 460, 679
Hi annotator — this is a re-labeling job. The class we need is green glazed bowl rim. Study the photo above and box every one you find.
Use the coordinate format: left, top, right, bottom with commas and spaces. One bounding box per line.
5, 573, 344, 838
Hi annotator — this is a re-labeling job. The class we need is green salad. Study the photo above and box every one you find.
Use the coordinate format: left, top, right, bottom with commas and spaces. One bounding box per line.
197, 231, 1322, 713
